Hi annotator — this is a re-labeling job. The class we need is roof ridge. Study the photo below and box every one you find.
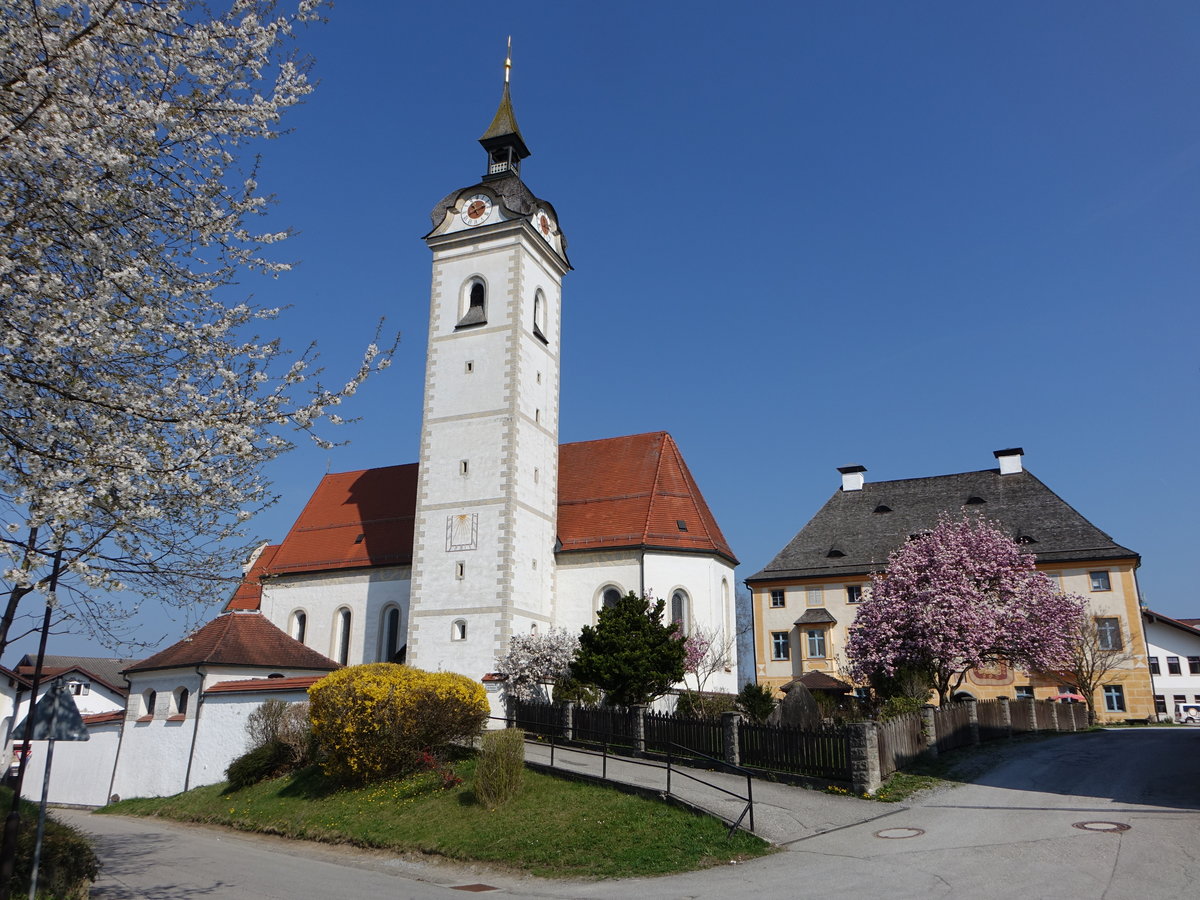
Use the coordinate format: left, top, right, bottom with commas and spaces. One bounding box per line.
643, 433, 670, 547
558, 431, 667, 450
664, 434, 720, 549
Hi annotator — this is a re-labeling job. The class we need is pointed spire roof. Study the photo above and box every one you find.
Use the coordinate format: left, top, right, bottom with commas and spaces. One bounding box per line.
479, 82, 528, 153
478, 39, 530, 165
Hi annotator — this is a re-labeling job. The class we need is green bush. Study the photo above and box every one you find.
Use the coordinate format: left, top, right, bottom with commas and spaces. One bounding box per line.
244, 698, 316, 768
225, 738, 295, 792
735, 683, 777, 723
0, 788, 98, 899
675, 691, 737, 719
879, 695, 925, 721
308, 663, 489, 783
474, 727, 526, 809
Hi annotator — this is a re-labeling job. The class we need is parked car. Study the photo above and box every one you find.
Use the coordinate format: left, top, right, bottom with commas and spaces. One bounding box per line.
1174, 703, 1200, 724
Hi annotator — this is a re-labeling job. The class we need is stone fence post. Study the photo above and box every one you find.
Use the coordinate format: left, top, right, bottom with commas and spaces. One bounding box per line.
920, 704, 938, 758
848, 721, 882, 796
722, 712, 742, 767
1026, 697, 1039, 734
630, 704, 646, 755
965, 697, 980, 746
1047, 699, 1060, 732
998, 696, 1012, 739
562, 701, 575, 742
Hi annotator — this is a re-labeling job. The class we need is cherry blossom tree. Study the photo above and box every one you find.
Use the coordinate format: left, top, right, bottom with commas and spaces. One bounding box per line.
0, 1, 392, 656
681, 625, 733, 694
847, 516, 1084, 704
497, 628, 580, 703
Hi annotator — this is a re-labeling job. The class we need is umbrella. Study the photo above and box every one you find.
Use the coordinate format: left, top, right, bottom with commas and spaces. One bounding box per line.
1050, 692, 1086, 702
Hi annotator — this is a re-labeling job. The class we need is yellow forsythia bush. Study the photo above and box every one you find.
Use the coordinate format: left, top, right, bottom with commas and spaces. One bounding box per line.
308, 663, 489, 783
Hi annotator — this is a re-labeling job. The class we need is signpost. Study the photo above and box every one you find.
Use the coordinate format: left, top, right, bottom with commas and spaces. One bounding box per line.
11, 679, 89, 900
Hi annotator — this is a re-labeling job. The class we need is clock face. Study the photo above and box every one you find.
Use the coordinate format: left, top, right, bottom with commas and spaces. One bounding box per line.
535, 209, 555, 241
460, 193, 492, 226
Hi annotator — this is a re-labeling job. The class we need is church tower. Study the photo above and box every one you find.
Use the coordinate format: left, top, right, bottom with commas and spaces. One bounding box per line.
407, 50, 570, 682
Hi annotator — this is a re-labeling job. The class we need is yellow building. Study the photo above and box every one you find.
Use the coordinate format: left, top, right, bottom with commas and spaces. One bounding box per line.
747, 449, 1153, 721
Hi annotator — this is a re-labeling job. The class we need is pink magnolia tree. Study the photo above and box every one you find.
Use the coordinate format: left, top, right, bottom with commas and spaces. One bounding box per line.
847, 516, 1084, 704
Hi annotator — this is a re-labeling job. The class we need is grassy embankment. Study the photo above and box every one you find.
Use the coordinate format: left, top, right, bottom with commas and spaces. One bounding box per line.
101, 758, 771, 878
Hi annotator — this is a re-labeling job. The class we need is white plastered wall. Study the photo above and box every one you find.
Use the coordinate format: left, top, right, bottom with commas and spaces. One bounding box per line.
19, 721, 122, 807
1144, 617, 1200, 715
258, 567, 410, 665
188, 686, 313, 789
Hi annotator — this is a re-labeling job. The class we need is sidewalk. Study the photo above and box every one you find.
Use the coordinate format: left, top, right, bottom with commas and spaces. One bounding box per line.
521, 739, 891, 846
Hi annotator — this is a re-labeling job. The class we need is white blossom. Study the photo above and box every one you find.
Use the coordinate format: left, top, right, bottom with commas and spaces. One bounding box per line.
0, 1, 394, 655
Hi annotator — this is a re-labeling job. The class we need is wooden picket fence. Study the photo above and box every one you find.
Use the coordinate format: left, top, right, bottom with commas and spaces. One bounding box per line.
738, 721, 850, 781
876, 711, 924, 778
643, 710, 724, 760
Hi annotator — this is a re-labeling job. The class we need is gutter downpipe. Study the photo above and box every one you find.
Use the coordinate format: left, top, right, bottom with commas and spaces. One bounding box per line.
183, 665, 205, 791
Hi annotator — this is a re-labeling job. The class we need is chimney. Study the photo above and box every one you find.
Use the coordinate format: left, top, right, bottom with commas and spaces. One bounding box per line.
993, 447, 1024, 475
837, 465, 867, 492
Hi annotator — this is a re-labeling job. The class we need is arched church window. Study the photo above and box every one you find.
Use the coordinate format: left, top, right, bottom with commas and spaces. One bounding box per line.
451, 619, 467, 641
381, 606, 403, 662
143, 689, 157, 717
533, 290, 547, 342
334, 608, 352, 665
291, 610, 307, 643
601, 586, 623, 610
457, 277, 487, 328
671, 590, 690, 637
175, 687, 189, 717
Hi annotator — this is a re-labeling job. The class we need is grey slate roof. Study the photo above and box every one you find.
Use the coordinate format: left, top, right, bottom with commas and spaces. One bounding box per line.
749, 468, 1137, 583
794, 608, 837, 625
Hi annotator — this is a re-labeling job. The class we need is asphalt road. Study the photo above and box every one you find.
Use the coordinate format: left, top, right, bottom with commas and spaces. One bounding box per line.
60, 727, 1200, 899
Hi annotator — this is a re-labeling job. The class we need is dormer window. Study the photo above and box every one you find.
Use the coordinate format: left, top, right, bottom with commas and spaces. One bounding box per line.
965, 496, 987, 505
873, 504, 892, 514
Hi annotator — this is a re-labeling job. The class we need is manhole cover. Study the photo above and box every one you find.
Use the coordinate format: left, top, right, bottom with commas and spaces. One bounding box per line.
874, 827, 925, 839
1072, 821, 1131, 833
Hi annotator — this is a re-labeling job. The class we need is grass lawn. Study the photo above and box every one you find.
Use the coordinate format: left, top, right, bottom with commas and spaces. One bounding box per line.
101, 758, 771, 878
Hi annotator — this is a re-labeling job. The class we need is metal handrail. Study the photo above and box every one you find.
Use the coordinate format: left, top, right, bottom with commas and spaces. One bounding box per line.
494, 715, 755, 838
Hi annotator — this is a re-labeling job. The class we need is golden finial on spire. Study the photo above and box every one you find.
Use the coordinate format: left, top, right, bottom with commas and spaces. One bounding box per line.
504, 36, 512, 85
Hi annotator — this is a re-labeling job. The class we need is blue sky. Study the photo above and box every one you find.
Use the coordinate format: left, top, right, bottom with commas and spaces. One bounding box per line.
22, 2, 1200, 660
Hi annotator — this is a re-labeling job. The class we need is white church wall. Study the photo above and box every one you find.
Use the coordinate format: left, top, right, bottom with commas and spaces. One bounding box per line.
644, 552, 739, 694
259, 567, 410, 665
110, 669, 203, 800
188, 686, 312, 790
554, 550, 644, 636
20, 720, 122, 807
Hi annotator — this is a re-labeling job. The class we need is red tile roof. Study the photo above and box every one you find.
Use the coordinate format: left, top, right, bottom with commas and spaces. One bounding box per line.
204, 675, 326, 695
82, 711, 125, 726
125, 612, 339, 674
266, 463, 418, 576
225, 433, 734, 611
225, 544, 281, 610
557, 433, 736, 562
